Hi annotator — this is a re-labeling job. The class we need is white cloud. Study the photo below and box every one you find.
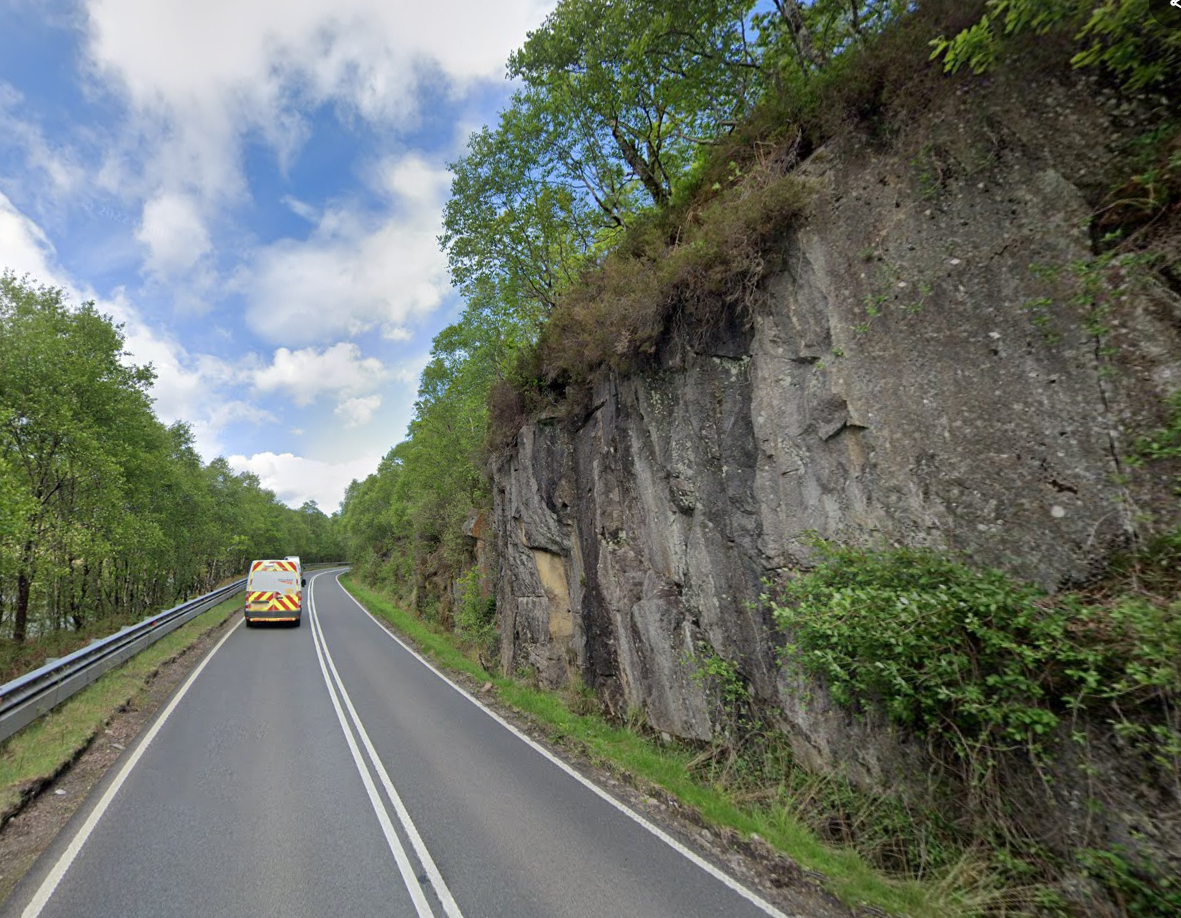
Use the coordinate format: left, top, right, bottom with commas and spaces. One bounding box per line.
81, 1, 554, 209
242, 153, 451, 345
0, 83, 87, 202
251, 342, 387, 406
334, 394, 381, 428
136, 192, 213, 276
0, 191, 59, 280
85, 1, 550, 118
281, 194, 319, 222
374, 151, 453, 210
227, 450, 383, 511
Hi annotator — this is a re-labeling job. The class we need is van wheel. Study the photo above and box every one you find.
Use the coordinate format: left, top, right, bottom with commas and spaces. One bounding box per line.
294, 617, 302, 628
245, 618, 254, 628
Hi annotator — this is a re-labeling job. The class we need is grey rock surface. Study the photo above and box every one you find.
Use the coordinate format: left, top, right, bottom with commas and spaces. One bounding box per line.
485, 69, 1181, 870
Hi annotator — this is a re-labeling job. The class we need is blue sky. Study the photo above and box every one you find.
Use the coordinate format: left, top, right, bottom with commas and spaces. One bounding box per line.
0, 0, 555, 510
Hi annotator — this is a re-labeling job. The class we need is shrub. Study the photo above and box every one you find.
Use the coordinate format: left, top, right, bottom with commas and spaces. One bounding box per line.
534, 168, 814, 388
457, 566, 497, 652
768, 543, 1181, 770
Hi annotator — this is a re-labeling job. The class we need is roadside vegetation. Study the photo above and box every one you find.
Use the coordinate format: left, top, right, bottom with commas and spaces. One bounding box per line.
340, 575, 966, 918
769, 537, 1181, 915
346, 532, 1181, 917
0, 591, 243, 821
0, 272, 342, 661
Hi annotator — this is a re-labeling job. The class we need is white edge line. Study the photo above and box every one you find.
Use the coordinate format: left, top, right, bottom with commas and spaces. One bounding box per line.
331, 573, 797, 918
20, 614, 245, 918
306, 577, 436, 918
309, 589, 464, 918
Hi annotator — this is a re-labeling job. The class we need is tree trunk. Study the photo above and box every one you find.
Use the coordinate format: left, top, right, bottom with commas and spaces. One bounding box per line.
848, 0, 862, 36
774, 0, 827, 71
71, 559, 90, 631
609, 119, 670, 207
14, 555, 32, 643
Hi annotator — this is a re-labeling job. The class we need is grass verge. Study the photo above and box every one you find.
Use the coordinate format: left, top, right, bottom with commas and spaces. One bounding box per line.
0, 593, 243, 819
340, 574, 971, 918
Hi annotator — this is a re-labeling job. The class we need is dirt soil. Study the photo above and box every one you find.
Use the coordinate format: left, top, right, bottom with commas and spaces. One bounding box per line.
0, 608, 864, 918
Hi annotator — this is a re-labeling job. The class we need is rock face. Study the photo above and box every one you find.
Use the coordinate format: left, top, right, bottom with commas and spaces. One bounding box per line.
486, 69, 1181, 860
491, 69, 1179, 735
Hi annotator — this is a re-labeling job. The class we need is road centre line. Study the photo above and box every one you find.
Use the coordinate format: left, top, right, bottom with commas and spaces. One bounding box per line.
307, 576, 463, 918
19, 616, 245, 918
306, 579, 464, 918
333, 573, 796, 918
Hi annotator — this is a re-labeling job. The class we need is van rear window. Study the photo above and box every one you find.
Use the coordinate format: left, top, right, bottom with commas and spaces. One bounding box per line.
248, 571, 297, 593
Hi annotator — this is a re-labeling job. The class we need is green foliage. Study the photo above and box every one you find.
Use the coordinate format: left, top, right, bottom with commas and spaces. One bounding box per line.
1077, 845, 1181, 917
768, 542, 1181, 771
772, 545, 1060, 752
0, 271, 341, 647
931, 0, 1181, 91
338, 286, 531, 609
689, 641, 757, 749
769, 541, 1181, 910
441, 105, 602, 319
1134, 388, 1181, 471
509, 0, 762, 210
929, 0, 1077, 76
457, 566, 496, 650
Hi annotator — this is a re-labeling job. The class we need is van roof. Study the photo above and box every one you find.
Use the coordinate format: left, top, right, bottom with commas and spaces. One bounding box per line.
250, 559, 298, 573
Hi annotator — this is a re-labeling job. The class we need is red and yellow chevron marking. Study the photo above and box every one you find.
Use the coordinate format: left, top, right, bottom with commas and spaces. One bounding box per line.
273, 592, 301, 611
246, 591, 302, 611
250, 559, 297, 573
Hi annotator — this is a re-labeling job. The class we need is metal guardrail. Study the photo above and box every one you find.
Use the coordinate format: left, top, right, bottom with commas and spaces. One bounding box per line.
0, 562, 348, 745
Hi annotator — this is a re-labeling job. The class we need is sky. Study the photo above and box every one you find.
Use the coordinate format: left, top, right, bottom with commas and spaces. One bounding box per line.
0, 0, 555, 511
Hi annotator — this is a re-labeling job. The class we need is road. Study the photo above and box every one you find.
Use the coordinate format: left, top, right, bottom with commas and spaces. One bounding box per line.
2, 571, 794, 918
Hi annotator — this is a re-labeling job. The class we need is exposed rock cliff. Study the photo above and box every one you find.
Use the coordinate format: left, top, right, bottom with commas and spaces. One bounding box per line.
484, 68, 1180, 871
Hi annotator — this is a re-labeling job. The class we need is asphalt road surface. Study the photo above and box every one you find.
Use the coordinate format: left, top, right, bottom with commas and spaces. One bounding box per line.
3, 571, 795, 918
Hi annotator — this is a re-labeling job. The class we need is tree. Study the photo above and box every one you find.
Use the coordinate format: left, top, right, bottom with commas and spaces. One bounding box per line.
508, 0, 761, 210
441, 102, 603, 317
0, 272, 154, 641
930, 1, 1181, 91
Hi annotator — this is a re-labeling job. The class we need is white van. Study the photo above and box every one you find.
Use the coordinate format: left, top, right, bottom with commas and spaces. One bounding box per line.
244, 559, 306, 627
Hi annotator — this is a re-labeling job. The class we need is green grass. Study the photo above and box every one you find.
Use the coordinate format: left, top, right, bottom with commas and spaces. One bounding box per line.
341, 575, 981, 918
0, 593, 243, 816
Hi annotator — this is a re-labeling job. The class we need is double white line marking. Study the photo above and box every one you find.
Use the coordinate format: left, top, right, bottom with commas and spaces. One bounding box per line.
307, 578, 464, 918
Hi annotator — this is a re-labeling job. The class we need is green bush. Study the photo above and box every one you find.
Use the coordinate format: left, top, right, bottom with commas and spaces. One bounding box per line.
457, 566, 497, 651
931, 0, 1181, 92
1078, 845, 1181, 917
768, 543, 1181, 768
